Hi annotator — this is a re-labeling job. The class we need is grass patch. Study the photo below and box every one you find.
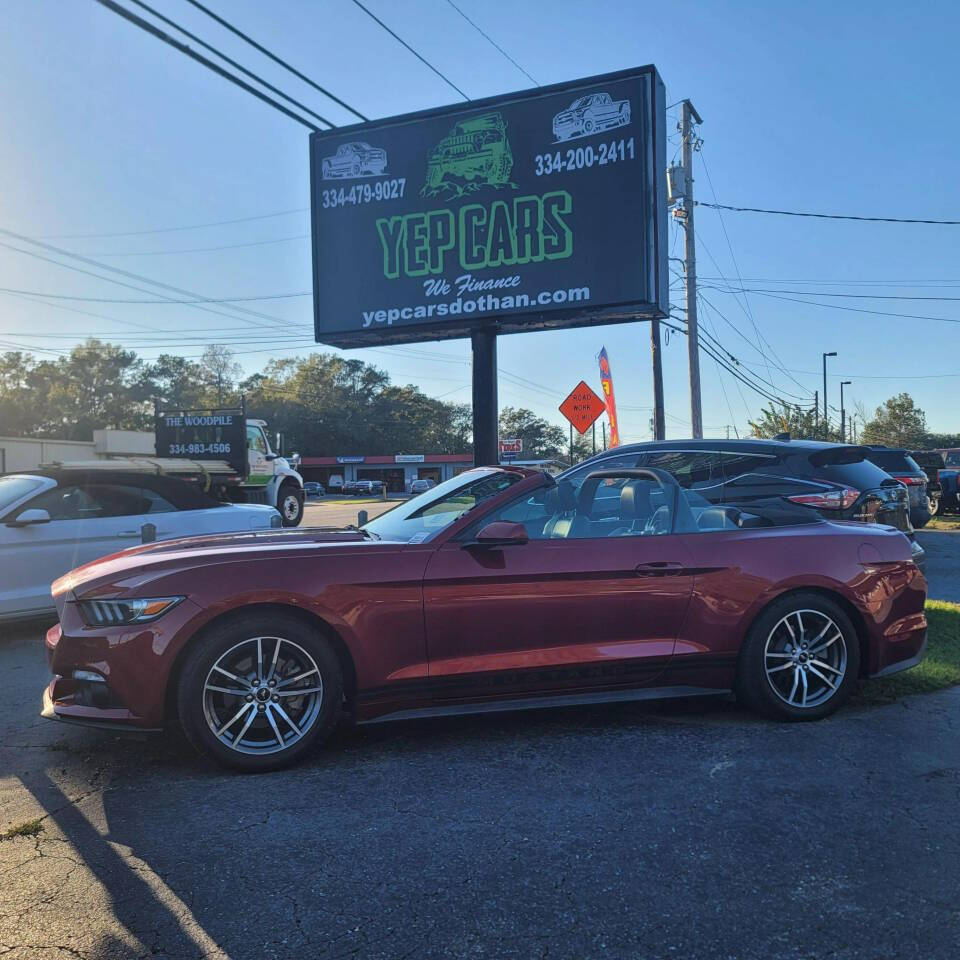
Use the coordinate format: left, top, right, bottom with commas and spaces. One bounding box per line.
853, 600, 960, 705
1, 818, 44, 841
923, 514, 960, 531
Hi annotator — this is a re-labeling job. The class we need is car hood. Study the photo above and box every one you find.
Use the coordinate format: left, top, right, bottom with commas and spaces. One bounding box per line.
52, 527, 399, 598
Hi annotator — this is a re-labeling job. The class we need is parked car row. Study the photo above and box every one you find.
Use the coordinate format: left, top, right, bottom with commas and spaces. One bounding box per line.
40, 436, 929, 773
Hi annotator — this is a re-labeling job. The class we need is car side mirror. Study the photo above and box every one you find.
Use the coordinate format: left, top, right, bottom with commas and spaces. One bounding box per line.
471, 521, 528, 547
8, 508, 51, 527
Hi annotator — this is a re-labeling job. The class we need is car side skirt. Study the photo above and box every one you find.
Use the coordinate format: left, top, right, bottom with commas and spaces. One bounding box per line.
357, 684, 731, 725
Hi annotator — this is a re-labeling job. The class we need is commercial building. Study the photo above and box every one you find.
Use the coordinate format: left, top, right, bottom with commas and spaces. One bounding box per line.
299, 454, 472, 493
0, 430, 155, 473
299, 453, 567, 493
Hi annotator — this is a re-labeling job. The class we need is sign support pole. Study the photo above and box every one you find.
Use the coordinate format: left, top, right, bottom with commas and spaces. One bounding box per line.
471, 328, 499, 466
651, 319, 666, 440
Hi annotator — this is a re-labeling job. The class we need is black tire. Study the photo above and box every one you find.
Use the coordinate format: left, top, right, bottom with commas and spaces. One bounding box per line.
278, 482, 304, 527
928, 495, 939, 517
176, 612, 343, 772
735, 592, 859, 722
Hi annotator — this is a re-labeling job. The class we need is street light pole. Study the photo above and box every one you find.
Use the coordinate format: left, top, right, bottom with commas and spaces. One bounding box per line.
822, 352, 837, 436
840, 381, 852, 443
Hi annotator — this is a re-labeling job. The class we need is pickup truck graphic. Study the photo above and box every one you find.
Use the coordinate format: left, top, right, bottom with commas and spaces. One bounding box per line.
422, 112, 514, 197
321, 141, 388, 179
552, 93, 631, 142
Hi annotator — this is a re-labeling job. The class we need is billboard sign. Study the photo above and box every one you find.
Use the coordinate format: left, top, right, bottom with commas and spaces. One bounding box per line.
499, 438, 523, 460
310, 66, 668, 347
154, 407, 247, 477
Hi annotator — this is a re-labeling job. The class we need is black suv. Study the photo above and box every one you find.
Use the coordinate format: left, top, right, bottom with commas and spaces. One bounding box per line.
559, 438, 924, 567
910, 450, 945, 518
862, 447, 930, 529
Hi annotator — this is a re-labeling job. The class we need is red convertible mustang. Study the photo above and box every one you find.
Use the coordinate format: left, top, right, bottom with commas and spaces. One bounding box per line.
43, 467, 927, 771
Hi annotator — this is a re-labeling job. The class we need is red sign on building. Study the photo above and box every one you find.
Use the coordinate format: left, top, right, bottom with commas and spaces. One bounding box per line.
559, 381, 607, 435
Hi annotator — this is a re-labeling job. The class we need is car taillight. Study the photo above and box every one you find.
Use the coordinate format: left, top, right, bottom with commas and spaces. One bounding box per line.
787, 486, 860, 510
893, 475, 924, 485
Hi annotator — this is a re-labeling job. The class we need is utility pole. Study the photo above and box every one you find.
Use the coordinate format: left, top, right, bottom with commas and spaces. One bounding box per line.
840, 381, 852, 443
814, 390, 819, 436
602, 421, 607, 451
822, 351, 836, 436
681, 99, 703, 439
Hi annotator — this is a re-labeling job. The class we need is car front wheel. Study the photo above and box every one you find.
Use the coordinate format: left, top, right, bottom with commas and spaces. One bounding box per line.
928, 495, 939, 516
176, 613, 343, 772
735, 593, 859, 721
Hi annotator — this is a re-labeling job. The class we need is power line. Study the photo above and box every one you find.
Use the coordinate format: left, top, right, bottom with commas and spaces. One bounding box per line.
697, 201, 960, 226
735, 289, 960, 325
697, 148, 778, 392
183, 0, 368, 122
442, 0, 538, 86
91, 0, 319, 129
128, 0, 336, 128
0, 286, 310, 304
38, 208, 308, 241
704, 284, 960, 302
349, 0, 469, 100
0, 226, 303, 330
83, 233, 310, 257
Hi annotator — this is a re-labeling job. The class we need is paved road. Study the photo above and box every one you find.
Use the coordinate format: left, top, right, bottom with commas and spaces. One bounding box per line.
303, 498, 399, 529
2, 615, 959, 959
916, 529, 960, 602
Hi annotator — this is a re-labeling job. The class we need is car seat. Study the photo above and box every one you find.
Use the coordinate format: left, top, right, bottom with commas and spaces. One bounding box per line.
543, 481, 577, 538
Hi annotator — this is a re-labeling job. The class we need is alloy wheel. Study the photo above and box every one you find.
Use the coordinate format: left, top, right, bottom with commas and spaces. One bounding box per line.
763, 609, 847, 709
202, 636, 324, 755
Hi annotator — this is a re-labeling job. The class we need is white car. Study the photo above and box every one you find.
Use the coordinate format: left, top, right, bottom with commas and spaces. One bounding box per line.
0, 470, 281, 621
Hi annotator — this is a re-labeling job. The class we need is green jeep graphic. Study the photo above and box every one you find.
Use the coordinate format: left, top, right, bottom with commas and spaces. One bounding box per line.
421, 112, 515, 199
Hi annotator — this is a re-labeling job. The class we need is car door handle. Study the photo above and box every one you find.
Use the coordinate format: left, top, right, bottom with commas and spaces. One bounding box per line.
635, 561, 686, 577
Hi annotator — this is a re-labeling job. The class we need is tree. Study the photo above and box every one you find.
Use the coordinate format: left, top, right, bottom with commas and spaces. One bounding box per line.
748, 402, 838, 441
200, 345, 242, 406
861, 393, 927, 448
498, 407, 568, 460
145, 354, 209, 409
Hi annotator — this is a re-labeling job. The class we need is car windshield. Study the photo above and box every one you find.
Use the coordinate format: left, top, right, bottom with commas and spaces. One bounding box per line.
0, 475, 44, 513
945, 452, 960, 467
363, 469, 522, 543
571, 97, 592, 108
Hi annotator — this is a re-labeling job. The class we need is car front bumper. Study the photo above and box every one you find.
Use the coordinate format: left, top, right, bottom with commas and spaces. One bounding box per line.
41, 596, 205, 730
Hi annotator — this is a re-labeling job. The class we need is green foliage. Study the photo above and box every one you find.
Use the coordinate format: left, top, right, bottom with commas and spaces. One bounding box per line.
498, 406, 568, 460
748, 401, 840, 441
861, 393, 927, 448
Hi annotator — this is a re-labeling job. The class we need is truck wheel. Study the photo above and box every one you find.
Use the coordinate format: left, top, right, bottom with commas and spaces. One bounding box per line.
278, 483, 304, 527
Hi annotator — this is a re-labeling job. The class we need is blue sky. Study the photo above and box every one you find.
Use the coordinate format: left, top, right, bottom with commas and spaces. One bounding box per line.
1, 0, 959, 440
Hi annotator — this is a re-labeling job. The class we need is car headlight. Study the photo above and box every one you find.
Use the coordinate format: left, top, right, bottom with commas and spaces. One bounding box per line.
79, 597, 184, 626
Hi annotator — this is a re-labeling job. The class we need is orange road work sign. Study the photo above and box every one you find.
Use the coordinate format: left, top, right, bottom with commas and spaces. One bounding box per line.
559, 381, 607, 435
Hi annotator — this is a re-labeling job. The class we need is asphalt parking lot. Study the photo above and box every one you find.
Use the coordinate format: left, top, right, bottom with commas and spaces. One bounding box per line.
2, 525, 959, 959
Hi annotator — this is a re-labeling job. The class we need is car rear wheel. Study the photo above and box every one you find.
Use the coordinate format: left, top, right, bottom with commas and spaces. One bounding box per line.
176, 613, 343, 772
928, 495, 939, 516
736, 593, 859, 721
278, 482, 304, 527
